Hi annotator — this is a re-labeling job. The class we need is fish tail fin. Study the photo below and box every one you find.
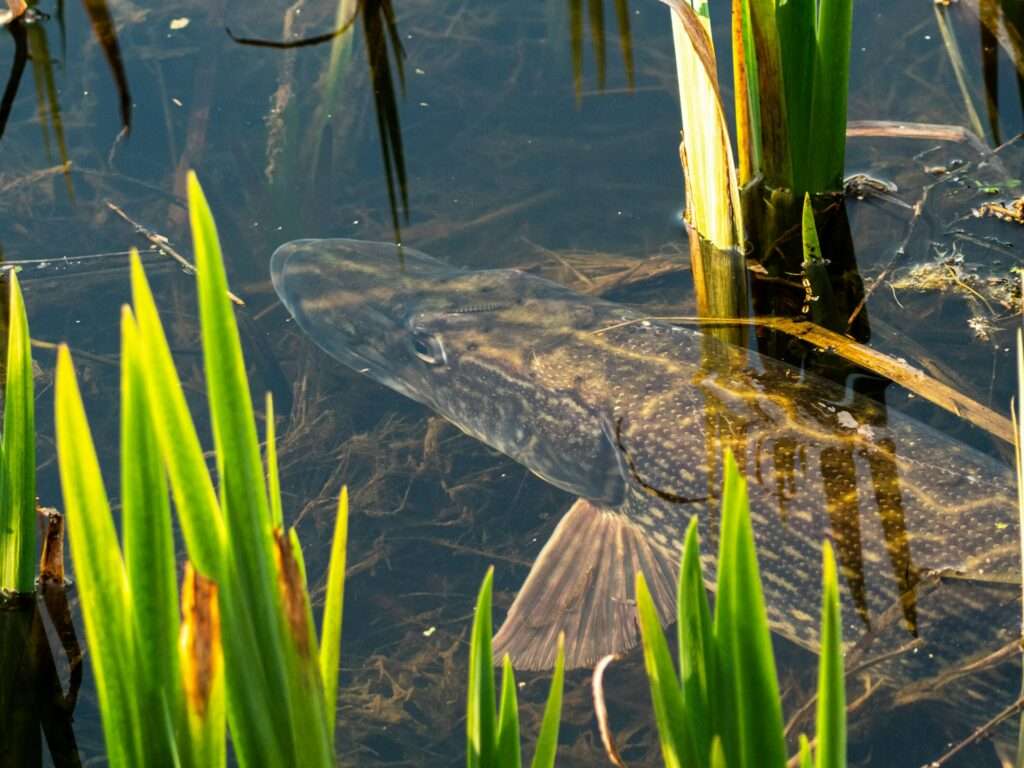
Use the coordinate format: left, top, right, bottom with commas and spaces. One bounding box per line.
493, 498, 678, 671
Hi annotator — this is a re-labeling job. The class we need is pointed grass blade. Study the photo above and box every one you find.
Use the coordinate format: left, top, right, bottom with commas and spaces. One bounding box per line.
496, 655, 522, 768
799, 734, 813, 768
188, 174, 304, 759
776, 0, 815, 193
266, 392, 283, 528
808, 0, 853, 192
800, 193, 839, 331
129, 250, 225, 575
529, 633, 564, 768
130, 251, 285, 763
187, 172, 273, 540
636, 570, 697, 768
120, 306, 182, 733
467, 567, 497, 768
0, 272, 35, 594
713, 449, 786, 768
55, 345, 145, 765
816, 541, 846, 768
319, 486, 349, 749
743, 0, 793, 191
710, 736, 727, 768
677, 516, 713, 764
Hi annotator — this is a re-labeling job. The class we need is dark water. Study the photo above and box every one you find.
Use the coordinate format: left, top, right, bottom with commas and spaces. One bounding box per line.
3, 0, 1024, 765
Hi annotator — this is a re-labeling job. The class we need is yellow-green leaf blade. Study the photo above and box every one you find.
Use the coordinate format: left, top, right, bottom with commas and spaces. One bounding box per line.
56, 346, 144, 766
713, 450, 786, 768
0, 272, 35, 594
815, 541, 846, 768
467, 567, 497, 768
529, 634, 564, 768
319, 485, 349, 749
637, 571, 696, 768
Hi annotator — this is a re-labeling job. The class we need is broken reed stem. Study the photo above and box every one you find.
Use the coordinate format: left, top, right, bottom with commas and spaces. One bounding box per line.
106, 200, 244, 306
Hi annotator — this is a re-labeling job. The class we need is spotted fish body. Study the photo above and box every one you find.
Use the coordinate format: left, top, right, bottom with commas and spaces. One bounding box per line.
272, 239, 1020, 703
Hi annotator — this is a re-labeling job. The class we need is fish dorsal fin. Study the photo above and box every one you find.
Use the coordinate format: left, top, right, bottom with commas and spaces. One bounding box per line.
493, 498, 679, 670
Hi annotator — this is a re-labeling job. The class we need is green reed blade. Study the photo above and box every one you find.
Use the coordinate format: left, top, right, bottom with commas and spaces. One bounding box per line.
467, 567, 497, 768
187, 172, 275, 550
130, 253, 285, 764
129, 252, 225, 576
799, 734, 813, 768
529, 633, 564, 768
776, 0, 815, 193
711, 736, 727, 768
815, 540, 846, 768
807, 0, 853, 192
496, 655, 522, 768
283, 527, 334, 766
743, 0, 792, 191
265, 392, 283, 528
713, 449, 786, 768
637, 570, 697, 768
120, 306, 183, 740
55, 346, 147, 766
319, 486, 349, 750
189, 173, 328, 763
0, 272, 35, 594
800, 193, 840, 330
677, 515, 713, 764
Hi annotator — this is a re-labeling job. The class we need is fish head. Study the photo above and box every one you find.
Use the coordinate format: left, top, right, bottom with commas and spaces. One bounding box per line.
271, 238, 605, 411
272, 238, 629, 502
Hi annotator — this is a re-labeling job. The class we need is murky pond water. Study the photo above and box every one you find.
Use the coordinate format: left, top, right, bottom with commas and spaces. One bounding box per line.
3, 0, 1024, 765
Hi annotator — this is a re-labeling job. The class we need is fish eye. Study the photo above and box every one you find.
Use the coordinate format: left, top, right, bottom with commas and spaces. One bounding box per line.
411, 330, 447, 366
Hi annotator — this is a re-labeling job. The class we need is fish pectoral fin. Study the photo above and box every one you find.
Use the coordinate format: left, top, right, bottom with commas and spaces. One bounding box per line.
492, 497, 678, 671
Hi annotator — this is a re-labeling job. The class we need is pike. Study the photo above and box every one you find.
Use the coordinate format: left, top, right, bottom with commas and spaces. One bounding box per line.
271, 239, 1020, 700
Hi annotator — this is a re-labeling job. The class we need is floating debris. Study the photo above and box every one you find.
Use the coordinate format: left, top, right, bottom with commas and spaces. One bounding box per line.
973, 195, 1024, 224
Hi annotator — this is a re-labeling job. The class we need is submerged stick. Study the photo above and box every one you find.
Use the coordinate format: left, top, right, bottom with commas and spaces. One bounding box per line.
106, 201, 244, 305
